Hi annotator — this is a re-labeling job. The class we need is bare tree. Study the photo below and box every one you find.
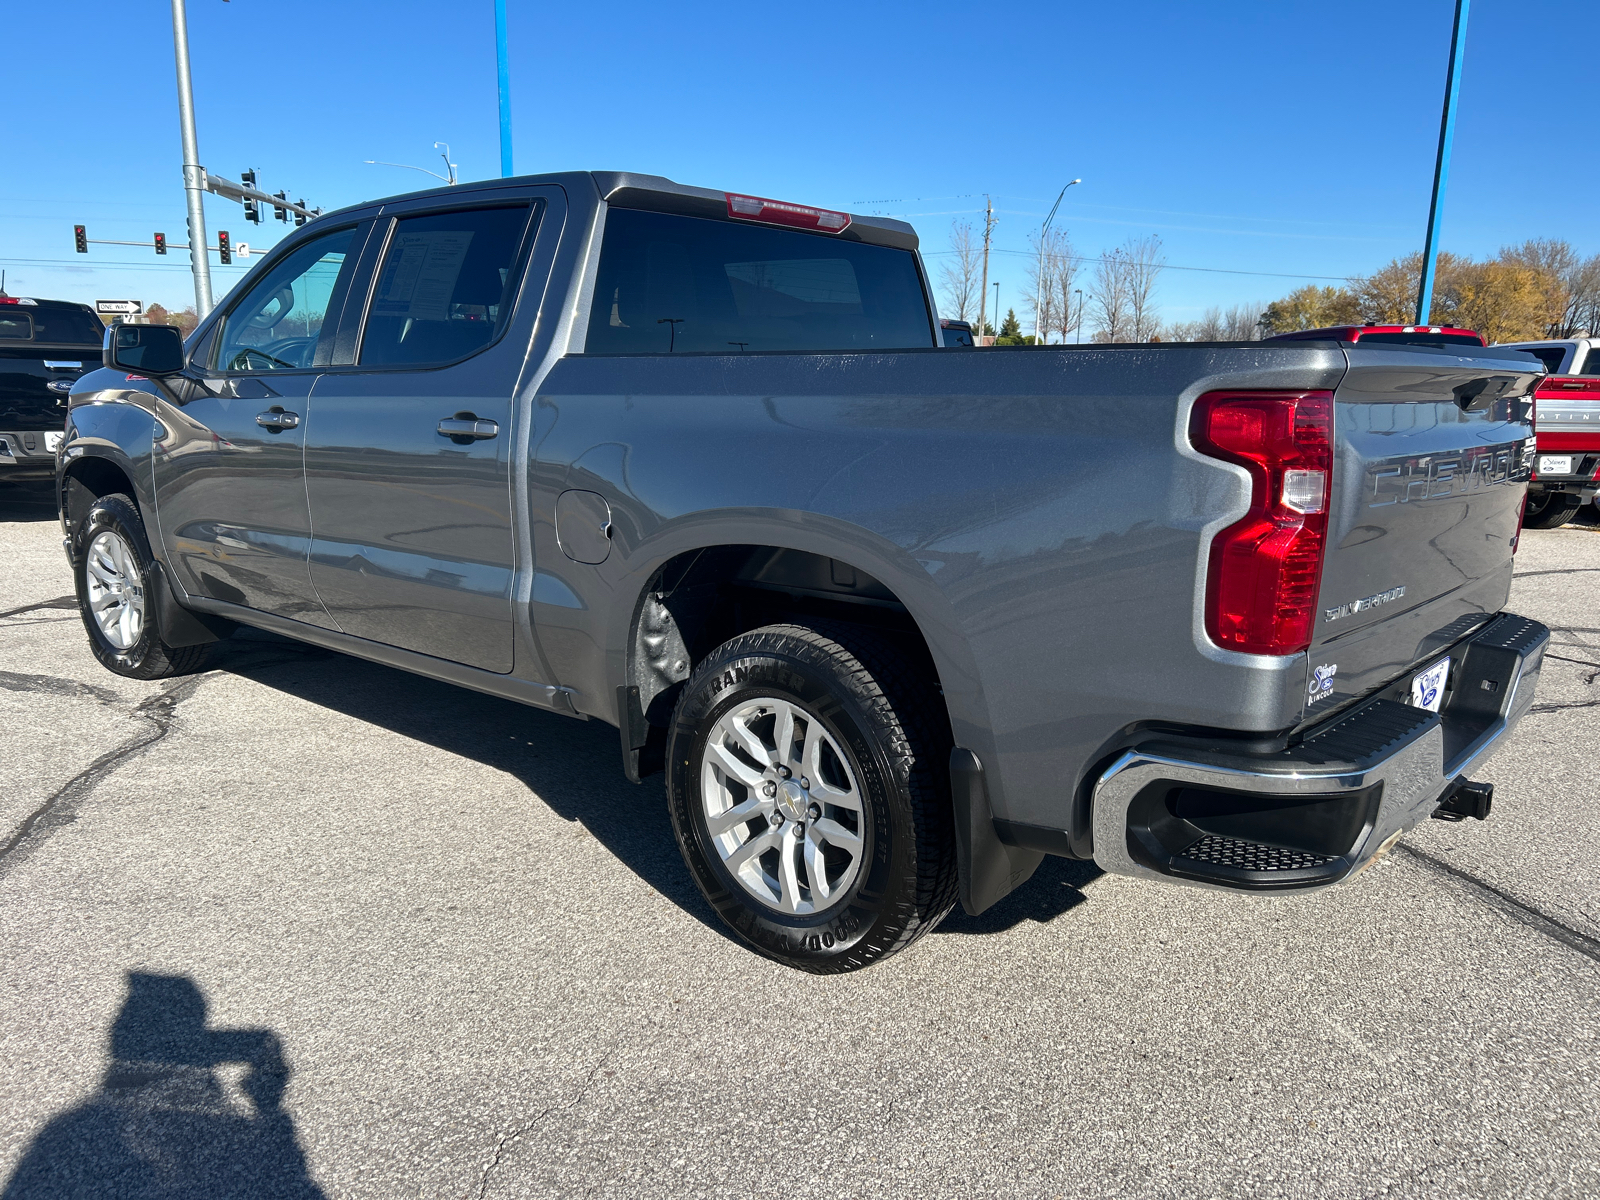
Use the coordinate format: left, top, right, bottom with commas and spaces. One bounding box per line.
1124, 236, 1165, 342
1025, 228, 1076, 343
939, 219, 982, 323
1222, 304, 1262, 340
1088, 247, 1132, 342
1570, 254, 1600, 337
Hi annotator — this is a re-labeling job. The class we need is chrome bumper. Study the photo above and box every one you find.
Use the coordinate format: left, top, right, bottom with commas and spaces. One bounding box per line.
1091, 613, 1549, 891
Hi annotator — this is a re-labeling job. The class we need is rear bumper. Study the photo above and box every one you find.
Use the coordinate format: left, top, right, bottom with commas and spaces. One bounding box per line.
1091, 612, 1548, 891
0, 430, 62, 480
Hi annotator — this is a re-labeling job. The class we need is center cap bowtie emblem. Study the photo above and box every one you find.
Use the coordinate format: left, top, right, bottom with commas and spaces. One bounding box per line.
777, 779, 809, 820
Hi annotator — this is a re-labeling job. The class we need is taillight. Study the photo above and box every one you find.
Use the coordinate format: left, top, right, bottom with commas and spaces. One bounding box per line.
1191, 390, 1334, 655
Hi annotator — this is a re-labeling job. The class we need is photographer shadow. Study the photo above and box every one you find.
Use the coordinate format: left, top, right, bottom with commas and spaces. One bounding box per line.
2, 972, 324, 1200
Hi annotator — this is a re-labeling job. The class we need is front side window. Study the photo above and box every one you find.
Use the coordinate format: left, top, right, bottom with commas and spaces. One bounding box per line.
358, 204, 534, 367
584, 209, 934, 354
214, 227, 355, 371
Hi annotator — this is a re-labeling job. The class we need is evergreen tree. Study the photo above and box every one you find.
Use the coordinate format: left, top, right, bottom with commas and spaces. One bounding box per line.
994, 308, 1026, 346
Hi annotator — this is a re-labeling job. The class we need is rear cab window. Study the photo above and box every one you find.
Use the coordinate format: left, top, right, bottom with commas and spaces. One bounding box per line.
1355, 331, 1485, 348
584, 208, 934, 354
0, 306, 103, 344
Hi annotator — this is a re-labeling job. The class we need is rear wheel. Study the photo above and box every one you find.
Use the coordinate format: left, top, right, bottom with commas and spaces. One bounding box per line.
73, 493, 218, 679
666, 622, 957, 973
1524, 491, 1583, 530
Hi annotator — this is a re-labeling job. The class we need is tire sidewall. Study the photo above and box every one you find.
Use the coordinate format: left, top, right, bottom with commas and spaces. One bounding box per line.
73, 495, 161, 675
667, 640, 914, 970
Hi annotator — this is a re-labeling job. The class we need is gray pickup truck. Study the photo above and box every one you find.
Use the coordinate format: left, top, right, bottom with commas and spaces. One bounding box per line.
58, 171, 1549, 973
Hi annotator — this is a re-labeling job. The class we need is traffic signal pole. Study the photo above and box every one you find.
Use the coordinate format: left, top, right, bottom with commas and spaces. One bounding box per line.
1415, 0, 1470, 327
170, 0, 214, 318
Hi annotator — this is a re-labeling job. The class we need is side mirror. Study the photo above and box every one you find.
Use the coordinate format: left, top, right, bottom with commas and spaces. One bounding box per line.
104, 323, 185, 375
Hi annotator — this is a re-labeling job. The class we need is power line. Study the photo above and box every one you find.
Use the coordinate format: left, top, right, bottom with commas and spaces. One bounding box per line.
921, 246, 1352, 282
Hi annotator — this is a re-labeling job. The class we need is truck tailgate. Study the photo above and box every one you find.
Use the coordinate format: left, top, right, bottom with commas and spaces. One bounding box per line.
1304, 345, 1540, 719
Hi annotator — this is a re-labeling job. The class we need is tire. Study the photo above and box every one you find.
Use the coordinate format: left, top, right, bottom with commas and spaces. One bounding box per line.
666, 621, 957, 973
72, 493, 217, 679
1523, 491, 1583, 530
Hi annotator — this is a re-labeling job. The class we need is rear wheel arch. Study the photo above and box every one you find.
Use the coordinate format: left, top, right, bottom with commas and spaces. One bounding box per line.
620, 544, 954, 737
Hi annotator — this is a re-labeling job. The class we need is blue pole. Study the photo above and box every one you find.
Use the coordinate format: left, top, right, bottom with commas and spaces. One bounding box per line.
495, 0, 513, 177
1415, 0, 1469, 326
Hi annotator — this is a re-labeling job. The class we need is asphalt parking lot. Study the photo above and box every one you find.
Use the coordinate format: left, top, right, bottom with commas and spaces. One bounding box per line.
1, 478, 1597, 1199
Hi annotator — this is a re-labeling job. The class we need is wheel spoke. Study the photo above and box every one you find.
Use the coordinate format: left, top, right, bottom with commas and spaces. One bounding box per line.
727, 712, 771, 767
706, 796, 769, 838
87, 557, 118, 587
773, 705, 796, 768
801, 717, 826, 780
777, 832, 803, 912
802, 828, 830, 903
725, 828, 779, 875
90, 592, 120, 612
811, 776, 857, 811
708, 741, 765, 790
812, 817, 861, 854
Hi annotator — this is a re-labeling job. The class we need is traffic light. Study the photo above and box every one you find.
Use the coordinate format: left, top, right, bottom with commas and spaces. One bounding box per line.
217, 231, 231, 265
241, 169, 261, 224
74, 225, 88, 253
154, 233, 167, 256
273, 191, 288, 222
295, 201, 307, 228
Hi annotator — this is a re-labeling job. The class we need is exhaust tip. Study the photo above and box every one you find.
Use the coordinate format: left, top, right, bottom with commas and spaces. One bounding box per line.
1432, 777, 1494, 822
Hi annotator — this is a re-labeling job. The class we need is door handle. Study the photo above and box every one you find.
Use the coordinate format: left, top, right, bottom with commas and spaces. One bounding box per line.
255, 408, 300, 430
437, 416, 499, 441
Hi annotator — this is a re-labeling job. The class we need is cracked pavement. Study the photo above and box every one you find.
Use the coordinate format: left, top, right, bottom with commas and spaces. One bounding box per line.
1, 478, 1597, 1199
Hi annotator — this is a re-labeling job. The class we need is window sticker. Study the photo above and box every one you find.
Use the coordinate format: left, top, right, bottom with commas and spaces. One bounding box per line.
374, 231, 476, 322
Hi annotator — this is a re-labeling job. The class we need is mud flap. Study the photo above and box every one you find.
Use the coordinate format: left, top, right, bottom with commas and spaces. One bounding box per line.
950, 748, 1044, 916
150, 561, 233, 648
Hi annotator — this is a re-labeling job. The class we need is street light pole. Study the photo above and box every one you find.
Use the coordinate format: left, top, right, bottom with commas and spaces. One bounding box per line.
993, 281, 1001, 337
1075, 289, 1083, 343
494, 0, 513, 176
1034, 178, 1081, 344
1415, 0, 1470, 326
170, 0, 213, 318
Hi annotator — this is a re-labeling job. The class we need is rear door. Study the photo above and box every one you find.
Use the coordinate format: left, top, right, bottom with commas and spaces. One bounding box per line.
1304, 345, 1541, 715
302, 191, 554, 672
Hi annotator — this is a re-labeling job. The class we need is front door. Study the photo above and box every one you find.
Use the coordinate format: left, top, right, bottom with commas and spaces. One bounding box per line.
154, 224, 360, 623
303, 201, 544, 672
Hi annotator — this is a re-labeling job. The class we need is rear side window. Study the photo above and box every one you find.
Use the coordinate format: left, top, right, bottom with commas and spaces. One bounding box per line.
584, 209, 933, 354
359, 204, 536, 367
1518, 346, 1567, 373
32, 307, 104, 344
1579, 347, 1600, 376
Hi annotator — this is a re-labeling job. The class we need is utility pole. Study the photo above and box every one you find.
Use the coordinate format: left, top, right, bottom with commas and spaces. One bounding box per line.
976, 195, 996, 344
170, 0, 212, 317
1415, 0, 1470, 327
1034, 178, 1081, 345
495, 0, 514, 176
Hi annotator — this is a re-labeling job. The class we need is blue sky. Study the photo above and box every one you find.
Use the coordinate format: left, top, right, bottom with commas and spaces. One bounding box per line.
4, 0, 1595, 326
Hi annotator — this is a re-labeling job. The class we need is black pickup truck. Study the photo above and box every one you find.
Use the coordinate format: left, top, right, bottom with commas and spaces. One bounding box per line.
0, 298, 103, 481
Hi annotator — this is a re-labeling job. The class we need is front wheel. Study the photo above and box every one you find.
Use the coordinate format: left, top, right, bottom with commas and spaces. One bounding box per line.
1524, 491, 1583, 530
666, 622, 957, 973
73, 493, 218, 679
